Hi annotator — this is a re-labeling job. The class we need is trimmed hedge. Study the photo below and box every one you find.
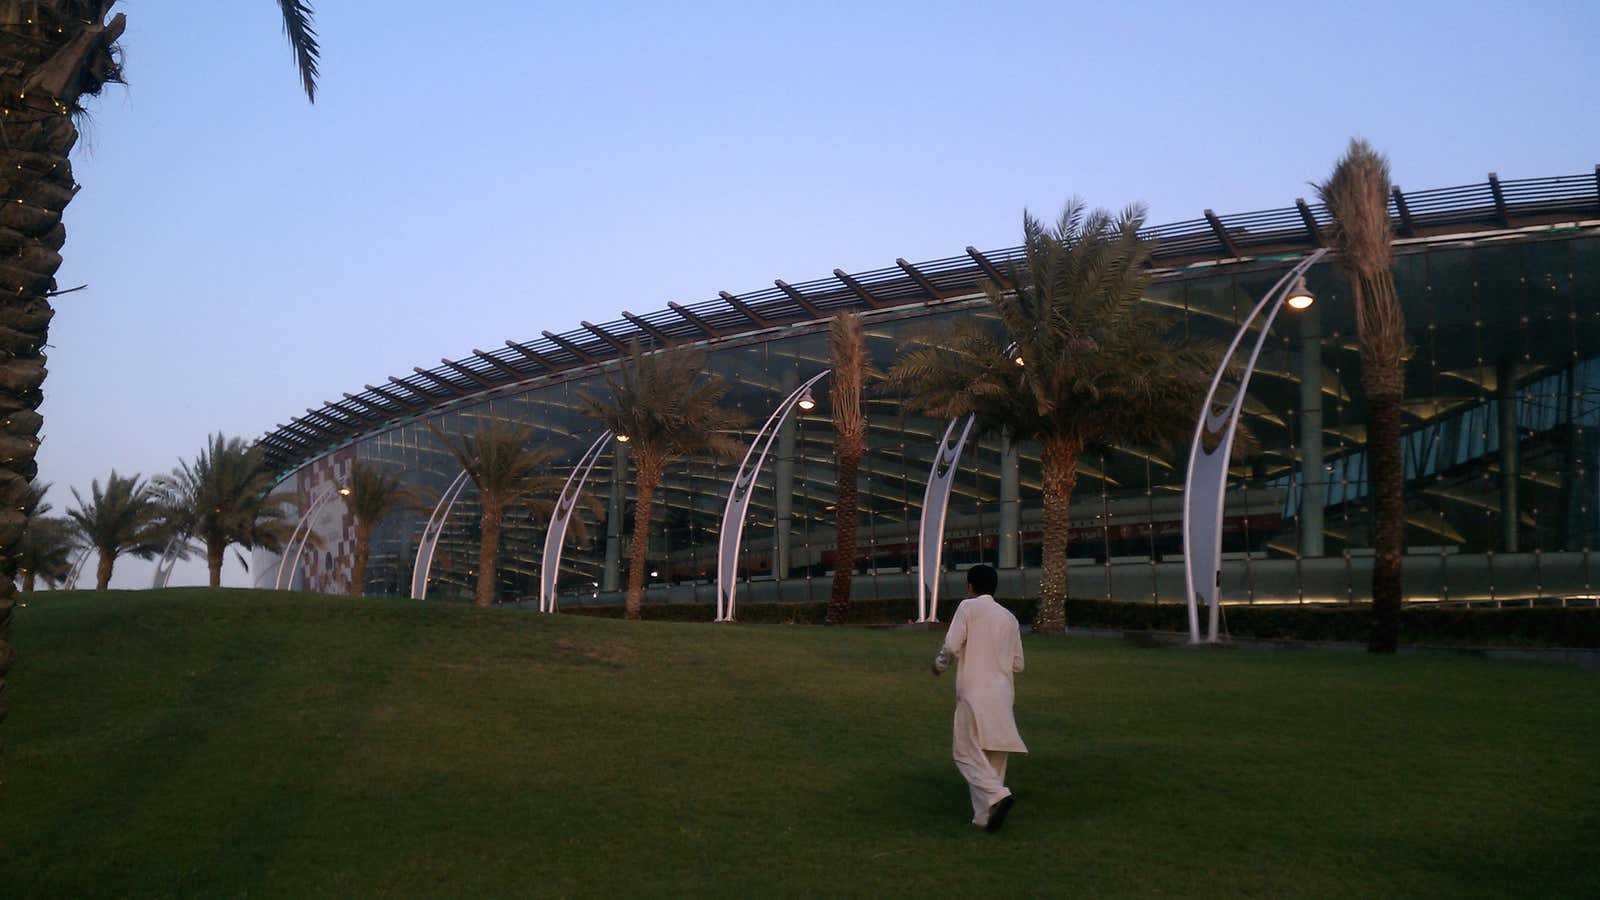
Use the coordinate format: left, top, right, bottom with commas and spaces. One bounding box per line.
562, 596, 1600, 648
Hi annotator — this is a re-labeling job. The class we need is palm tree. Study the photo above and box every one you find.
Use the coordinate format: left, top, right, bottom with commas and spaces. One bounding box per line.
155, 434, 294, 588
887, 203, 1216, 634
16, 481, 71, 591
826, 313, 875, 625
17, 517, 76, 593
1318, 140, 1407, 653
0, 0, 319, 761
429, 421, 578, 608
66, 472, 164, 590
340, 461, 424, 597
579, 343, 746, 620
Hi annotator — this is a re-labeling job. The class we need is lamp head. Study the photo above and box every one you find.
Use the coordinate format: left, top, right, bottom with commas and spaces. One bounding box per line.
796, 386, 817, 411
615, 433, 630, 443
337, 486, 352, 496
1286, 275, 1315, 311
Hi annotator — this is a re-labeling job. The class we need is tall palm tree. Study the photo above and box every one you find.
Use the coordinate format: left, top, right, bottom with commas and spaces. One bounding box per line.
66, 472, 163, 590
888, 203, 1216, 634
579, 343, 746, 620
1318, 140, 1407, 653
155, 434, 294, 588
0, 0, 319, 760
340, 461, 424, 597
826, 313, 875, 625
429, 421, 578, 608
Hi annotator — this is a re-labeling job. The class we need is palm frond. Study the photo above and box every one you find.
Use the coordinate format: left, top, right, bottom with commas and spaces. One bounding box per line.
276, 0, 321, 102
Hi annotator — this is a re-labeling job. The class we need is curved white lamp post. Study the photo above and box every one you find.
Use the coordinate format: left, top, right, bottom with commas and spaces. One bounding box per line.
275, 484, 348, 592
916, 414, 975, 622
539, 430, 613, 613
411, 469, 470, 600
1182, 248, 1326, 643
65, 546, 90, 590
716, 369, 831, 622
151, 532, 190, 589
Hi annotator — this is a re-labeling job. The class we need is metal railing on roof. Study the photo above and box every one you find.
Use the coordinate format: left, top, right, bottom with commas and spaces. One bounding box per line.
258, 167, 1600, 475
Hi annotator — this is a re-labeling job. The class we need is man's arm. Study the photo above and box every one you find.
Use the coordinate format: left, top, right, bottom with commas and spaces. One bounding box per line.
931, 603, 967, 676
1011, 626, 1025, 674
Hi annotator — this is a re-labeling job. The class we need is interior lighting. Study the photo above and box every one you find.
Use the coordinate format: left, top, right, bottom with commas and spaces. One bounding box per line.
1286, 276, 1315, 310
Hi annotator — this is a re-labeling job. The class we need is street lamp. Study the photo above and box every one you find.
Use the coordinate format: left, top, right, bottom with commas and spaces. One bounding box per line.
1286, 276, 1315, 310
1182, 248, 1328, 643
796, 386, 817, 411
615, 433, 631, 442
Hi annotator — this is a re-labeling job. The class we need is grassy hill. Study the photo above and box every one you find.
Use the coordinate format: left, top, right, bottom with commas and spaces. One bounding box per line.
4, 589, 1597, 898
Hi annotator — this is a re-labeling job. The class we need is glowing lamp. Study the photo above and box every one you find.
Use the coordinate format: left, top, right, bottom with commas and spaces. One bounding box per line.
1286, 276, 1315, 310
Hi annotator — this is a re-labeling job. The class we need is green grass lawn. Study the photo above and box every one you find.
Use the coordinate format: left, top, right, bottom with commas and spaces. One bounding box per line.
4, 589, 1597, 898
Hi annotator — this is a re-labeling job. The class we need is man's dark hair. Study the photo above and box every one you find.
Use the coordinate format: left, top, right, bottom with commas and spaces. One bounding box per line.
967, 564, 998, 596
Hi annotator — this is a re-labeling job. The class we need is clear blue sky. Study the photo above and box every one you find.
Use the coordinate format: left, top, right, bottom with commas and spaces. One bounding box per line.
42, 0, 1598, 587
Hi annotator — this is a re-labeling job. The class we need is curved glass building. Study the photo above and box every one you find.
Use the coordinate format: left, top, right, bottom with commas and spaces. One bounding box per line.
256, 170, 1600, 609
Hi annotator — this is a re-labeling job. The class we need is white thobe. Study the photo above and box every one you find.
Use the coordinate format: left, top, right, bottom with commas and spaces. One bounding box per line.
933, 594, 1026, 825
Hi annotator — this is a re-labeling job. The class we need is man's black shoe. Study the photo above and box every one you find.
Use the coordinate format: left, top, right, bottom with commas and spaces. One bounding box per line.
984, 795, 1015, 833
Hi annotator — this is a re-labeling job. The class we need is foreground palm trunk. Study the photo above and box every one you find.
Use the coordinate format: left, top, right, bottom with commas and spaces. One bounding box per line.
0, 5, 124, 762
1367, 390, 1405, 650
1035, 435, 1082, 634
476, 503, 504, 607
826, 451, 860, 625
626, 462, 662, 620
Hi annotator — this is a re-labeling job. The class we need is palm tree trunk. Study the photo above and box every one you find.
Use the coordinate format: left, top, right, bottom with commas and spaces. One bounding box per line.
350, 523, 371, 596
475, 502, 503, 607
1367, 384, 1405, 653
0, 5, 121, 767
826, 448, 860, 625
207, 538, 224, 588
22, 573, 35, 594
1035, 434, 1082, 635
625, 458, 663, 621
95, 552, 114, 591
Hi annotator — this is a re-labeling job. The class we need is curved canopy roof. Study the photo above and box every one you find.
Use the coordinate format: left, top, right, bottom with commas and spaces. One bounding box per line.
259, 168, 1600, 476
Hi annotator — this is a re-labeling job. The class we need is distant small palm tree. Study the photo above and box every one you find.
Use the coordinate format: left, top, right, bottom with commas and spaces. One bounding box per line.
156, 435, 294, 588
1319, 139, 1407, 653
17, 517, 78, 593
888, 202, 1216, 633
579, 342, 747, 620
340, 462, 425, 597
826, 313, 876, 625
67, 472, 164, 590
430, 421, 578, 607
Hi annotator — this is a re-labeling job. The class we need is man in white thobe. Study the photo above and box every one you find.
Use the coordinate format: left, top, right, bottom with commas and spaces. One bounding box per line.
932, 564, 1027, 832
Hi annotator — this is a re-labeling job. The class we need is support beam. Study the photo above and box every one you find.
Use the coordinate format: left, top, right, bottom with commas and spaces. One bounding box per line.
543, 329, 598, 363
327, 400, 380, 424
896, 257, 947, 300
505, 339, 558, 369
411, 367, 465, 395
1294, 199, 1323, 246
668, 301, 722, 337
440, 358, 494, 388
622, 310, 673, 345
1391, 187, 1416, 236
390, 375, 441, 400
287, 417, 337, 440
581, 320, 631, 353
999, 431, 1020, 568
473, 348, 527, 379
1488, 172, 1510, 226
342, 392, 394, 418
833, 268, 885, 309
364, 383, 415, 408
1203, 209, 1241, 258
603, 440, 627, 591
773, 279, 825, 318
718, 291, 771, 327
305, 407, 354, 430
965, 246, 1010, 287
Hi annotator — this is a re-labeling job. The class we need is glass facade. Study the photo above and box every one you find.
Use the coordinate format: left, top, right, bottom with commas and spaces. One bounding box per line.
274, 228, 1600, 608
